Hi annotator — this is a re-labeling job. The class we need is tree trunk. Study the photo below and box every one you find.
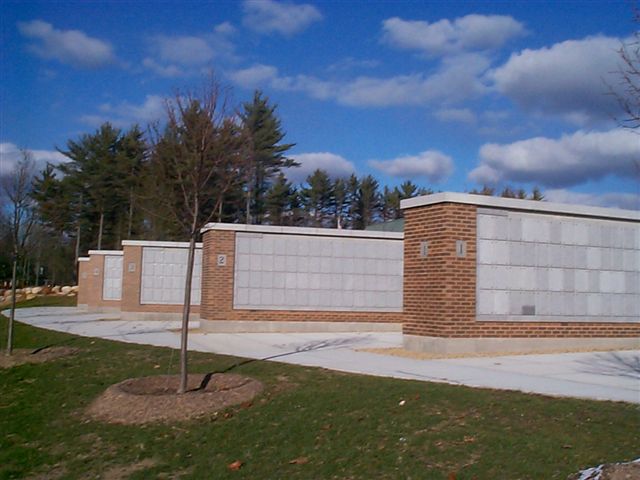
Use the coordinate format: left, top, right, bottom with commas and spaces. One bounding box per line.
97, 210, 104, 250
6, 254, 18, 356
245, 187, 252, 225
178, 232, 197, 394
127, 187, 134, 238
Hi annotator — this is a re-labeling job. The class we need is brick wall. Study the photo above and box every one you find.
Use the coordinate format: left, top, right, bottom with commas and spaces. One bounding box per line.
403, 202, 640, 338
77, 254, 121, 310
201, 229, 402, 323
77, 259, 91, 306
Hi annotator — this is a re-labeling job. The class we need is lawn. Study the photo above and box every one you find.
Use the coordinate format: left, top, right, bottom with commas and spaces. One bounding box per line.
1, 298, 638, 479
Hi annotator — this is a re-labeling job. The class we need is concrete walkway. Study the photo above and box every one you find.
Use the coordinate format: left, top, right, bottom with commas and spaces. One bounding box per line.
7, 307, 640, 404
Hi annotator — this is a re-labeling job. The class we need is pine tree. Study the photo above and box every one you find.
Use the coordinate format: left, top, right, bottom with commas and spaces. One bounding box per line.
332, 178, 348, 228
355, 175, 380, 229
241, 91, 297, 224
301, 169, 334, 227
381, 186, 400, 221
265, 173, 294, 225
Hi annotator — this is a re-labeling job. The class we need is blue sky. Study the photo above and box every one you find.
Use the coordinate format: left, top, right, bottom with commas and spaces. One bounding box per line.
1, 0, 639, 210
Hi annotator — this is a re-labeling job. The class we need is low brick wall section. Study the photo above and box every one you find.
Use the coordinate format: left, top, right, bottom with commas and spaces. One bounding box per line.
402, 197, 640, 339
76, 252, 121, 311
201, 227, 403, 324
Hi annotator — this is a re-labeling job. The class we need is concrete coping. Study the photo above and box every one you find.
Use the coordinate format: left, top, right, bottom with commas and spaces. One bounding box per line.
201, 222, 404, 240
88, 250, 123, 256
78, 257, 90, 262
400, 192, 640, 222
122, 240, 203, 248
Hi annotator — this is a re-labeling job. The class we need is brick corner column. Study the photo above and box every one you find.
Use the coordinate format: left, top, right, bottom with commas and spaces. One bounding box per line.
201, 229, 236, 321
121, 245, 143, 312
402, 202, 477, 338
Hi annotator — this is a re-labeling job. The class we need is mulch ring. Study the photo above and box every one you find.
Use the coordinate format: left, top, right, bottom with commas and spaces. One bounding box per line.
86, 373, 264, 424
0, 347, 80, 368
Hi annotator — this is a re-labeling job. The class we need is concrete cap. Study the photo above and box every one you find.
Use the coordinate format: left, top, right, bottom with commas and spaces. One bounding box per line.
400, 192, 640, 222
87, 250, 123, 256
201, 223, 404, 240
122, 240, 203, 248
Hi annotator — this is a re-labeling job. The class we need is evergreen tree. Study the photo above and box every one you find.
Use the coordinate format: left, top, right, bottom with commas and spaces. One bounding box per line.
355, 175, 380, 229
530, 187, 545, 201
265, 173, 294, 225
301, 169, 334, 227
346, 174, 360, 229
381, 186, 400, 221
241, 91, 297, 224
332, 178, 348, 228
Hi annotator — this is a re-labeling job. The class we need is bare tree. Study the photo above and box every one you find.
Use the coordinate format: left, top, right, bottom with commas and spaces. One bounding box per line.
614, 8, 640, 129
3, 151, 36, 356
148, 81, 246, 393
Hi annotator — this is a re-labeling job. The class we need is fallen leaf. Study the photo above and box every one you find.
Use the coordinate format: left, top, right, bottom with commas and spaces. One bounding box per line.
562, 444, 573, 449
463, 436, 476, 443
289, 457, 309, 465
224, 412, 233, 419
227, 460, 243, 471
321, 424, 332, 431
448, 473, 457, 480
399, 400, 406, 406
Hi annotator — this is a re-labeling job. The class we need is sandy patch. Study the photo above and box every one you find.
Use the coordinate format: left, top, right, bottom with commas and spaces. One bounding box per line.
0, 347, 80, 368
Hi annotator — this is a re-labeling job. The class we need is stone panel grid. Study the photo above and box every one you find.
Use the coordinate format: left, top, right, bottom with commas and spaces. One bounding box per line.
102, 255, 123, 301
140, 247, 202, 305
477, 210, 640, 322
233, 233, 403, 311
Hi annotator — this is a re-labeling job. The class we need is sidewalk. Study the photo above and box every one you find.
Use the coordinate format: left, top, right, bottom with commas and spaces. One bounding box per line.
8, 307, 640, 404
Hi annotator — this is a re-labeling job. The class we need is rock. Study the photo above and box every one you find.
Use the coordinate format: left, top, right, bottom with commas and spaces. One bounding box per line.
23, 287, 32, 295
41, 286, 52, 295
51, 286, 61, 294
26, 293, 36, 300
61, 286, 72, 294
32, 286, 43, 295
568, 458, 640, 480
67, 292, 76, 297
3, 294, 24, 304
71, 285, 79, 293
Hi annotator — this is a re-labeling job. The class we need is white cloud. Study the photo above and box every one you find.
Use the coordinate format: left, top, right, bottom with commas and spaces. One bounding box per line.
382, 14, 525, 56
142, 58, 183, 77
17, 20, 116, 68
369, 150, 454, 182
228, 64, 279, 88
0, 142, 68, 176
286, 152, 356, 183
229, 53, 489, 107
151, 35, 215, 66
81, 95, 166, 127
144, 26, 236, 77
492, 35, 626, 122
214, 22, 236, 36
544, 189, 640, 211
242, 0, 323, 36
435, 108, 476, 123
327, 57, 380, 72
337, 53, 490, 106
469, 129, 640, 187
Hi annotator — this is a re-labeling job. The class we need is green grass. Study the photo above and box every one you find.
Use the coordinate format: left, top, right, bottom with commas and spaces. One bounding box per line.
1, 299, 638, 479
